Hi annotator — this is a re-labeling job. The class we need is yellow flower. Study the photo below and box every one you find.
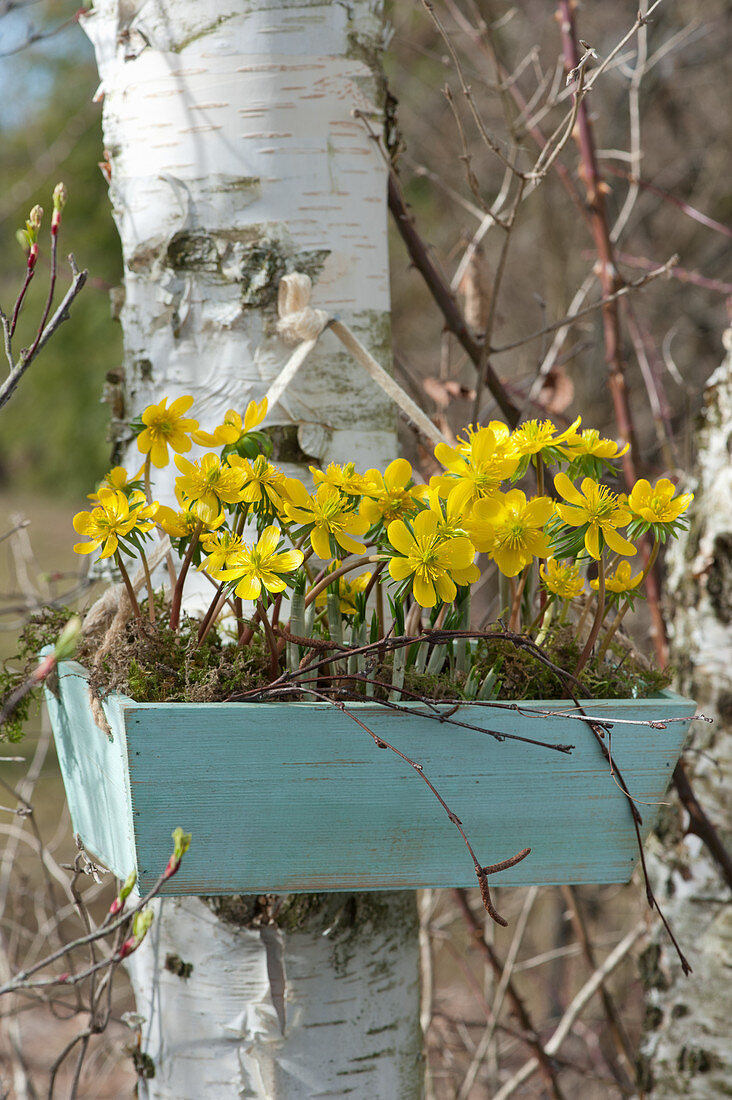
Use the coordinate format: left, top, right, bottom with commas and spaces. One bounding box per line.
73, 488, 155, 559
174, 453, 246, 524
315, 569, 372, 615
628, 478, 693, 525
554, 473, 637, 560
360, 458, 421, 526
228, 454, 290, 515
192, 398, 268, 447
510, 416, 581, 457
433, 425, 519, 510
420, 490, 479, 585
310, 462, 365, 496
479, 490, 553, 577
214, 525, 303, 601
590, 560, 643, 594
87, 463, 145, 503
199, 528, 248, 574
136, 396, 198, 468
540, 558, 584, 600
387, 510, 475, 608
559, 428, 629, 462
285, 481, 368, 560
156, 504, 222, 540
454, 421, 513, 454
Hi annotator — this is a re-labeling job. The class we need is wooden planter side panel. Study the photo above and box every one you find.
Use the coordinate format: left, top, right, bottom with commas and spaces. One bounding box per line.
47, 664, 694, 894
46, 663, 138, 883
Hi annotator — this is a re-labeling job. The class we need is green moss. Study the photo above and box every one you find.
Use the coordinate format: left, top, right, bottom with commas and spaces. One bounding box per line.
1, 606, 77, 742
79, 602, 271, 704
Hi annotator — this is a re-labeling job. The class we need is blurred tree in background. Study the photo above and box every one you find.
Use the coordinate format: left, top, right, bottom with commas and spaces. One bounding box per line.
0, 1, 121, 497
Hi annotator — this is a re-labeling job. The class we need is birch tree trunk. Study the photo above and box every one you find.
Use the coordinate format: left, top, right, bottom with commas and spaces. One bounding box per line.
639, 330, 732, 1097
82, 2, 423, 1095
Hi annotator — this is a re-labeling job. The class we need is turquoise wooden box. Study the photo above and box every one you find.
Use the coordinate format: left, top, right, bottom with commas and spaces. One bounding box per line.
44, 660, 694, 896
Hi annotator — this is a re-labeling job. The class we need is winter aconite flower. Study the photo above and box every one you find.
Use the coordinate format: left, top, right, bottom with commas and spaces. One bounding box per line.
156, 504, 223, 540
228, 454, 290, 516
591, 560, 643, 595
510, 416, 581, 459
192, 398, 268, 447
175, 453, 246, 524
215, 526, 303, 601
199, 529, 248, 574
285, 481, 369, 560
315, 569, 372, 615
387, 510, 475, 608
136, 396, 198, 468
73, 489, 156, 559
310, 462, 365, 497
540, 558, 584, 600
360, 459, 421, 526
469, 490, 553, 576
433, 426, 519, 511
627, 478, 693, 541
553, 473, 636, 560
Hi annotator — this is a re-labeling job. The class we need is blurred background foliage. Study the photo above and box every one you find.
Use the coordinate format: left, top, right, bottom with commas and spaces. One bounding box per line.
0, 3, 121, 497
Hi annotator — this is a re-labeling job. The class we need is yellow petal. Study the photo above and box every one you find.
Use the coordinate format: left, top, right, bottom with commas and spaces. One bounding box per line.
387, 520, 415, 556
602, 526, 637, 556
384, 457, 412, 490
412, 572, 437, 608
585, 525, 600, 559
434, 572, 457, 603
257, 525, 281, 558
554, 472, 584, 507
235, 574, 262, 601
389, 557, 413, 582
311, 527, 332, 560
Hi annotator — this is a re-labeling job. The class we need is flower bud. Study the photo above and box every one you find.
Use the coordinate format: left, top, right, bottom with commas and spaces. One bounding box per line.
164, 826, 192, 879
29, 205, 43, 231
109, 869, 137, 916
54, 614, 82, 662
52, 182, 67, 212
52, 183, 67, 233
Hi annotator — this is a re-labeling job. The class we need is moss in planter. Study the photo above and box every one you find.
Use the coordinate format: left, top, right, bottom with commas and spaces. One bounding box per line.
76, 601, 272, 704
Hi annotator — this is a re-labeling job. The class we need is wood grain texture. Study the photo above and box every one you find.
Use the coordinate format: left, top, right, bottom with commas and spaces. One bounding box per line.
46, 661, 695, 895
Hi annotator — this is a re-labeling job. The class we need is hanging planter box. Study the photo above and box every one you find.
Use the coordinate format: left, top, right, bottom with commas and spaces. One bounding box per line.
44, 659, 695, 896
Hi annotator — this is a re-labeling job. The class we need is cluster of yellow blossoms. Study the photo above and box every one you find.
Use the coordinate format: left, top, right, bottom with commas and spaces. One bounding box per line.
73, 396, 693, 632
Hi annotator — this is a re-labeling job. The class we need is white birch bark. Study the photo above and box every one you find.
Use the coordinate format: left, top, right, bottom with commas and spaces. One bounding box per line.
82, 2, 423, 1094
127, 894, 422, 1099
639, 330, 732, 1097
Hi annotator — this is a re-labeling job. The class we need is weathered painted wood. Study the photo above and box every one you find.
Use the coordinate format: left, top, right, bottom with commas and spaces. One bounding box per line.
45, 660, 695, 894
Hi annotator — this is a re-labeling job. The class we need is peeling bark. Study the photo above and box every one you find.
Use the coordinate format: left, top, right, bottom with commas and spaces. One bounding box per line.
639, 330, 732, 1097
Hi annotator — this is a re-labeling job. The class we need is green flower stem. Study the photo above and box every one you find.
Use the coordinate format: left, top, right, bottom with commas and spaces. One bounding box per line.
143, 455, 152, 504
535, 453, 545, 497
527, 595, 553, 636
597, 539, 660, 662
169, 520, 203, 631
575, 556, 605, 675
115, 552, 142, 621
257, 598, 280, 681
304, 555, 384, 609
534, 598, 555, 647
